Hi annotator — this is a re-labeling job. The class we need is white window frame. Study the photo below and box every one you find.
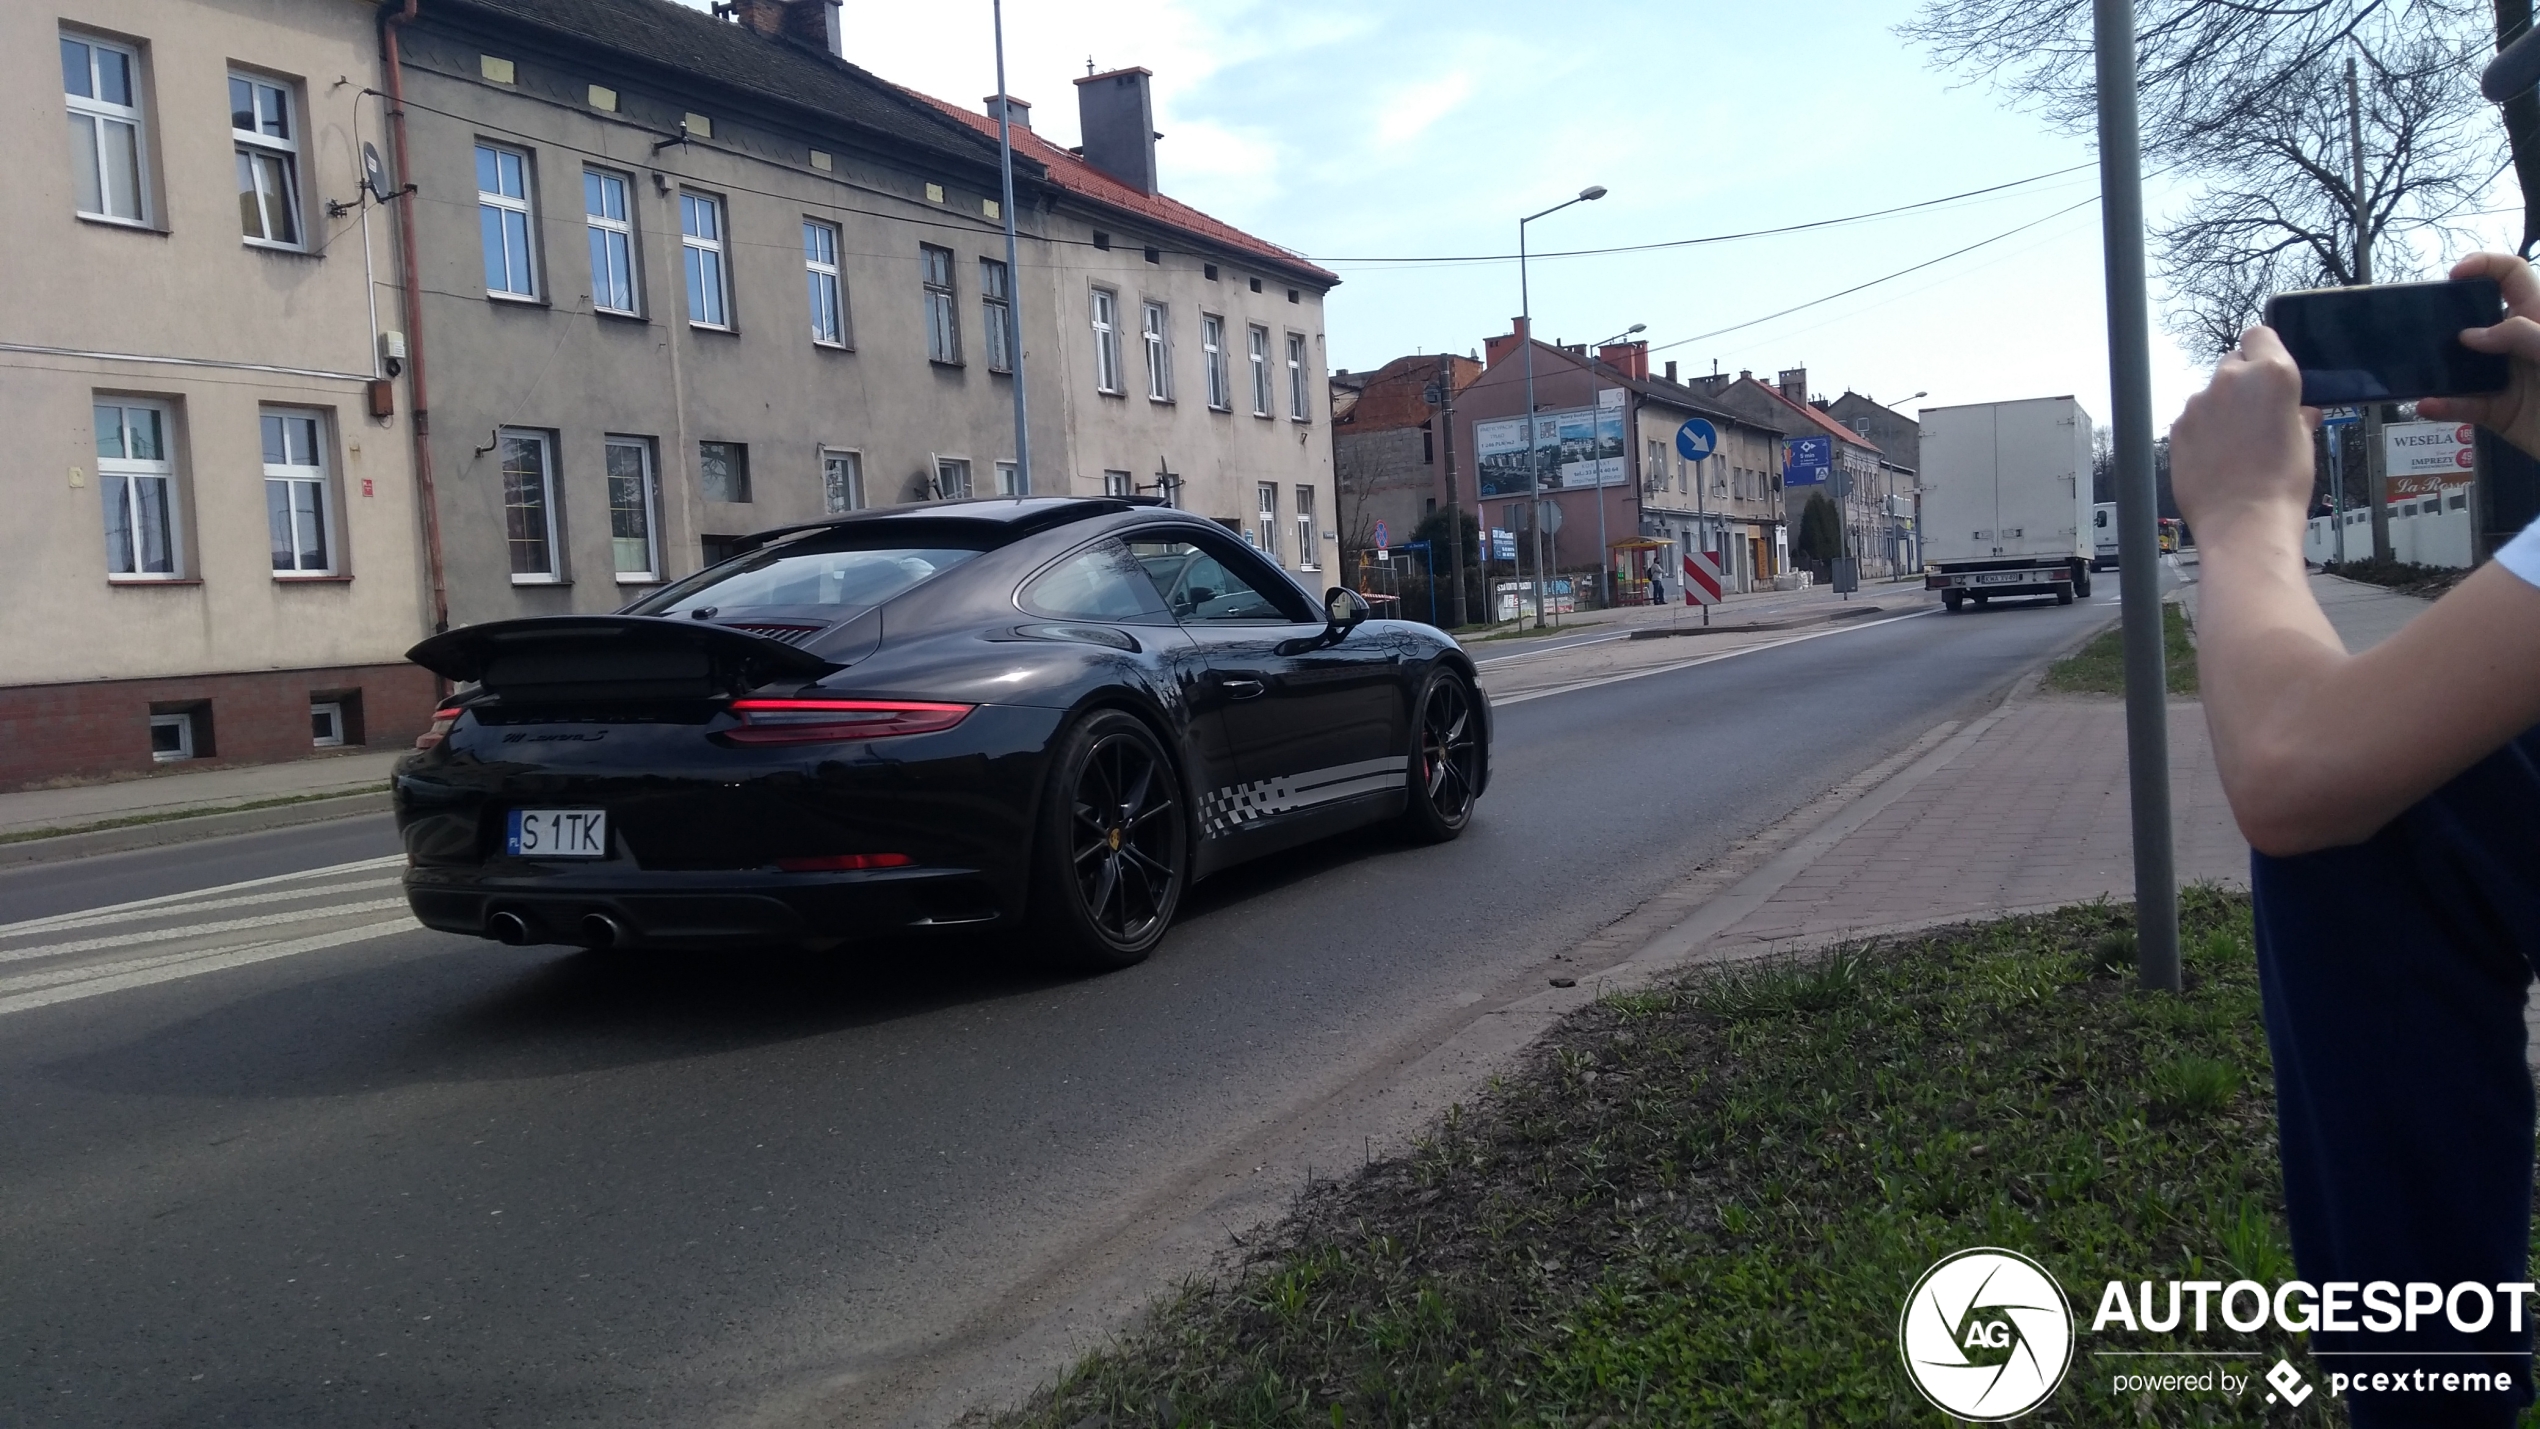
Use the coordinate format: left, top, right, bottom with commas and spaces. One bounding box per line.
1102, 470, 1133, 498
823, 448, 864, 513
149, 712, 194, 762
230, 71, 301, 249
311, 701, 346, 748
681, 191, 729, 328
997, 460, 1025, 497
63, 32, 150, 227
477, 143, 538, 300
261, 407, 335, 576
1248, 324, 1272, 416
1256, 482, 1280, 565
921, 243, 960, 364
934, 456, 972, 500
1201, 314, 1229, 410
805, 218, 846, 347
981, 257, 1013, 373
95, 399, 180, 580
1090, 287, 1122, 394
499, 427, 561, 582
1142, 300, 1172, 402
604, 435, 659, 582
1286, 331, 1310, 422
1295, 484, 1318, 570
697, 439, 750, 504
585, 168, 639, 315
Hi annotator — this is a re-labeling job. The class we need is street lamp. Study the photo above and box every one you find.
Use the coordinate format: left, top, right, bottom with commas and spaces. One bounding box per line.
1518, 184, 1607, 629
1586, 322, 1645, 607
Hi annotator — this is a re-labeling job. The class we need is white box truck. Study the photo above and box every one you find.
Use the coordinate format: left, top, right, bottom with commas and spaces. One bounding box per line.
1919, 396, 2096, 612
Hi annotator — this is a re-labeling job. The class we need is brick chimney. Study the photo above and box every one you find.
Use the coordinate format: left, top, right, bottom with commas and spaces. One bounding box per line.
1597, 341, 1648, 381
1483, 317, 1529, 370
1777, 367, 1809, 405
1664, 359, 1678, 383
729, 0, 841, 58
984, 93, 1032, 130
1075, 67, 1158, 193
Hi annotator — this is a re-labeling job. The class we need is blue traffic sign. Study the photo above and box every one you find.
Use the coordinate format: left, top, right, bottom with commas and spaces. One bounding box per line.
1674, 418, 1719, 462
1784, 434, 1834, 485
1373, 519, 1389, 551
2321, 406, 2360, 427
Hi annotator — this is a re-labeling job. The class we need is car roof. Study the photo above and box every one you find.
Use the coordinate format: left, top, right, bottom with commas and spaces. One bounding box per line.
734, 496, 1171, 554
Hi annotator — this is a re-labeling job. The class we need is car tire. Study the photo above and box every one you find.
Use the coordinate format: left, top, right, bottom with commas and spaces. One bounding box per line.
1942, 589, 1965, 613
2055, 582, 2075, 605
1974, 594, 1991, 609
1027, 709, 1188, 971
2074, 562, 2093, 598
1398, 669, 1483, 844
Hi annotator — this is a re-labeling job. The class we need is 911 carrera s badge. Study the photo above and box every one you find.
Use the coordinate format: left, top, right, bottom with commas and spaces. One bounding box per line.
1199, 757, 1410, 838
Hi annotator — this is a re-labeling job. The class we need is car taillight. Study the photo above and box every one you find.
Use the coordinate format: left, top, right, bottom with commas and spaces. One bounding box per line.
722, 698, 975, 745
775, 853, 915, 872
414, 704, 465, 750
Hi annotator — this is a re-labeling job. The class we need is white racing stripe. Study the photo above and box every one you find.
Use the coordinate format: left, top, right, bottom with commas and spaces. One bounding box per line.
0, 918, 420, 1018
1489, 610, 1935, 707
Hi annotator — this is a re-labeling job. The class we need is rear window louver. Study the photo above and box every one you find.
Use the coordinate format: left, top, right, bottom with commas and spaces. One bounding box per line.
723, 623, 825, 646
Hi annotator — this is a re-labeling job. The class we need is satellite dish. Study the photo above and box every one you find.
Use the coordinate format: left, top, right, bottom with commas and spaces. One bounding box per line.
362, 142, 392, 202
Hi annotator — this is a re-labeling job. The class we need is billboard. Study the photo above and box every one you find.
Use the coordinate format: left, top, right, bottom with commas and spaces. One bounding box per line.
2382, 421, 2475, 497
1784, 435, 1833, 485
1474, 403, 1625, 498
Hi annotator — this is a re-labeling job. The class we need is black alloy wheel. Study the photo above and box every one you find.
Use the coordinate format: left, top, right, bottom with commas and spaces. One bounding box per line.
1400, 671, 1482, 843
1030, 710, 1187, 969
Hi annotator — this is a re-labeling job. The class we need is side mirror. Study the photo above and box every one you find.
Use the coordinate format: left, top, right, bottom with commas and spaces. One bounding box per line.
1323, 586, 1370, 640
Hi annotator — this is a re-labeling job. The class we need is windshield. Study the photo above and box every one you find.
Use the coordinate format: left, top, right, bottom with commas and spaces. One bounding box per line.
626, 540, 982, 617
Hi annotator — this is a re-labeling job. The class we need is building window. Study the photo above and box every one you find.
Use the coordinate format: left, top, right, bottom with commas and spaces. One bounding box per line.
1256, 482, 1280, 565
500, 429, 558, 580
804, 219, 846, 346
698, 440, 749, 503
1103, 469, 1133, 498
605, 436, 657, 581
935, 456, 972, 500
1295, 484, 1317, 570
95, 400, 177, 578
261, 408, 332, 574
1286, 332, 1309, 421
1142, 301, 1172, 401
230, 73, 300, 247
63, 33, 148, 225
585, 169, 638, 314
681, 192, 728, 327
476, 143, 537, 299
149, 711, 195, 762
921, 243, 960, 364
981, 257, 1013, 373
1201, 314, 1229, 410
310, 700, 346, 747
1090, 287, 1122, 393
997, 460, 1025, 496
1248, 324, 1271, 416
823, 449, 863, 513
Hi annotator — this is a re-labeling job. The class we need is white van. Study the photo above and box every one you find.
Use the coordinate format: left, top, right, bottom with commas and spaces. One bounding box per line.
2091, 502, 2118, 570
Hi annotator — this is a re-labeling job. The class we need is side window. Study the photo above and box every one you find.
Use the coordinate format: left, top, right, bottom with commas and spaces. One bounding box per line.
1021, 539, 1173, 623
64, 33, 150, 225
1123, 535, 1305, 624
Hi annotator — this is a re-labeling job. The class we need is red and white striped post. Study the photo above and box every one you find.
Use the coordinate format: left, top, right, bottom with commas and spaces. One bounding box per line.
1681, 548, 1723, 626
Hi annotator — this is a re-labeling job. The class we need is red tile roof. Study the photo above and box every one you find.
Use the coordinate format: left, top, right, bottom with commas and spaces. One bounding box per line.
899, 87, 1338, 288
1753, 380, 1882, 454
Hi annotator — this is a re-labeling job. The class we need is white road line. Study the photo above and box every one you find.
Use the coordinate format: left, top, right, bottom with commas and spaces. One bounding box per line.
0, 876, 402, 937
1490, 610, 1936, 707
1471, 631, 1634, 666
0, 898, 411, 965
0, 854, 404, 938
0, 918, 420, 1019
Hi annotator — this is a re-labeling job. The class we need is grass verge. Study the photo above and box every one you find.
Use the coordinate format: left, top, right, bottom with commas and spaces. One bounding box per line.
991, 891, 2386, 1427
0, 787, 384, 846
2044, 601, 2198, 696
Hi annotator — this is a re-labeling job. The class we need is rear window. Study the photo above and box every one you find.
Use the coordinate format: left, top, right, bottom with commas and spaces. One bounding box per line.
626, 540, 981, 617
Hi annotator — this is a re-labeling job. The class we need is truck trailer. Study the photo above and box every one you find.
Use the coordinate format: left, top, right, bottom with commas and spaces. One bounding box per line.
1919, 396, 2096, 612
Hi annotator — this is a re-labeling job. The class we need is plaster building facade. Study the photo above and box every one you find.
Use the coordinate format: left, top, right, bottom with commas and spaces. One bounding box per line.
1693, 367, 1913, 580
4, 0, 436, 790
389, 0, 1340, 634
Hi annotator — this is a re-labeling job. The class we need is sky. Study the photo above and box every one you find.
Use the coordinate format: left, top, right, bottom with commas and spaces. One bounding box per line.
683, 0, 2527, 434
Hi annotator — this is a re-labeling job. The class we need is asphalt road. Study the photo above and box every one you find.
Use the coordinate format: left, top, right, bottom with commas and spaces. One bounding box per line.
0, 586, 2120, 1427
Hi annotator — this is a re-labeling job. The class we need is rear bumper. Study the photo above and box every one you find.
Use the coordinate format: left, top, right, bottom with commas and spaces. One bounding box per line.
1926, 564, 2074, 596
403, 863, 1003, 949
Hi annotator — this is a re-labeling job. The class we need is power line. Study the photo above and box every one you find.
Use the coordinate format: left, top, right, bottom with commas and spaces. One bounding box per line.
1306, 162, 2098, 267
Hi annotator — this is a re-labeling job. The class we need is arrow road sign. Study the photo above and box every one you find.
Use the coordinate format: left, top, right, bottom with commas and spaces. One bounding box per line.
1674, 418, 1719, 463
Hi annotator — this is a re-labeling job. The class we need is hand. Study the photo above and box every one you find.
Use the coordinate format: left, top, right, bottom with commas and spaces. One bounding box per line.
2418, 251, 2540, 458
2169, 324, 2316, 541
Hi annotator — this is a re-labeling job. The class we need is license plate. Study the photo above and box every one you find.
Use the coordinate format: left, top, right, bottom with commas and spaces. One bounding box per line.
1974, 572, 2028, 585
507, 809, 608, 858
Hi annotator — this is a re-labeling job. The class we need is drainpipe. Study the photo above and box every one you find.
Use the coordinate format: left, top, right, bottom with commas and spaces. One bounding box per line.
379, 0, 449, 635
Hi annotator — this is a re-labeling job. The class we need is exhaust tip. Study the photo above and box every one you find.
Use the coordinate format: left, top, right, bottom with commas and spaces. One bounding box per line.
580, 913, 626, 950
487, 910, 531, 946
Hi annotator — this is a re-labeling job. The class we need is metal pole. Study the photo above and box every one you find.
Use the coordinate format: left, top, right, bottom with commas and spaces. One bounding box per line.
1520, 221, 1547, 630
1587, 361, 1609, 608
1695, 437, 1709, 626
2094, 0, 2181, 991
1438, 356, 1468, 627
2331, 426, 2348, 564
2347, 55, 2392, 564
993, 0, 1031, 490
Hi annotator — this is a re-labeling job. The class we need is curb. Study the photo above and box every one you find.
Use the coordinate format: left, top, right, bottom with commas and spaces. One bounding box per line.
0, 791, 393, 868
1625, 603, 1890, 639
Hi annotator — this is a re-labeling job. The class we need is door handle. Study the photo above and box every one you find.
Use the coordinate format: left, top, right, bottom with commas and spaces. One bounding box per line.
1219, 678, 1265, 699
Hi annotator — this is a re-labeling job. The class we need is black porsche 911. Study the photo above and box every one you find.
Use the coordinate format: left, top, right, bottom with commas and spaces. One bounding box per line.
392, 496, 1489, 968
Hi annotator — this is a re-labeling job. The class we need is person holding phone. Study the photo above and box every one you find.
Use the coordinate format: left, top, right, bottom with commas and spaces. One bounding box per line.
2170, 250, 2540, 1427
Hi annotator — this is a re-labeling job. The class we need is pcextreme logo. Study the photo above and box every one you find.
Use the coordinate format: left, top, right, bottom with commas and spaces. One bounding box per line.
1899, 1248, 2075, 1420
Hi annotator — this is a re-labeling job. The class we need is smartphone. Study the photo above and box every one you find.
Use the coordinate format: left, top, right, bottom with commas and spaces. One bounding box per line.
2263, 278, 2509, 405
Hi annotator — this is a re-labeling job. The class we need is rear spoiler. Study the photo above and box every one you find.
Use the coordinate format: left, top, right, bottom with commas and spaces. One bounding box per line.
406, 616, 836, 700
